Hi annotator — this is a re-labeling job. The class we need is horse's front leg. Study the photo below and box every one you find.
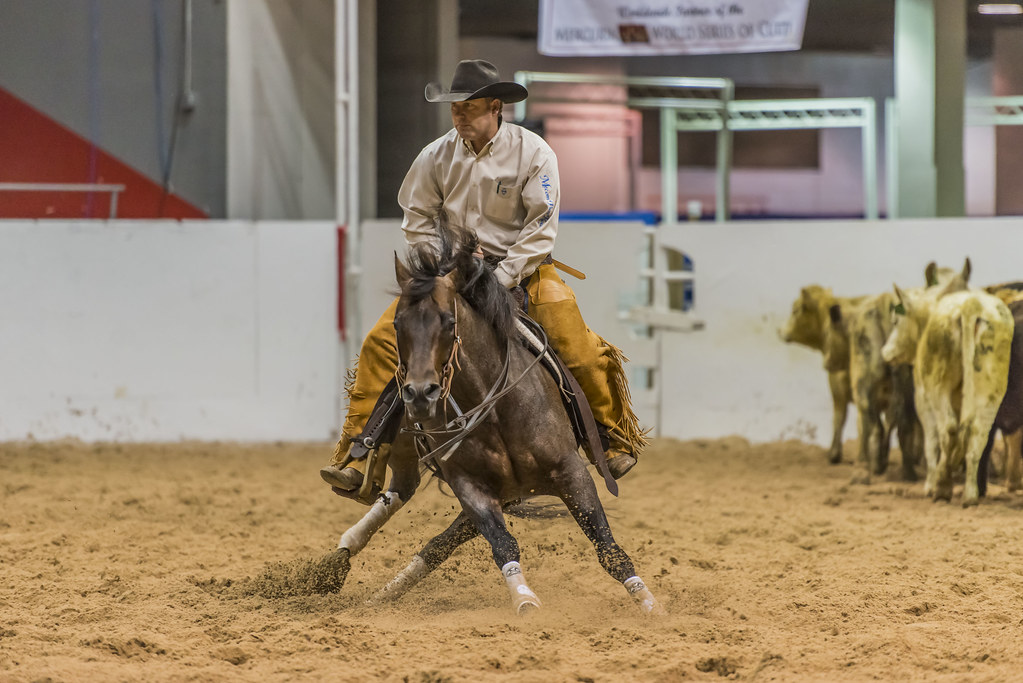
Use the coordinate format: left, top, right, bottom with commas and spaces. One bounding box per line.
371, 510, 480, 603
452, 481, 541, 614
335, 442, 421, 559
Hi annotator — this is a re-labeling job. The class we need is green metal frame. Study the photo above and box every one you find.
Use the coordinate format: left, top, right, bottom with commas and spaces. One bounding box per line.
514, 70, 734, 223
515, 71, 880, 222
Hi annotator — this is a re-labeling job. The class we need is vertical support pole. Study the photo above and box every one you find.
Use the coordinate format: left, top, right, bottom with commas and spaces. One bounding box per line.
861, 98, 878, 220
335, 0, 360, 422
715, 95, 732, 222
885, 97, 899, 219
514, 71, 529, 122
933, 0, 965, 217
660, 107, 678, 228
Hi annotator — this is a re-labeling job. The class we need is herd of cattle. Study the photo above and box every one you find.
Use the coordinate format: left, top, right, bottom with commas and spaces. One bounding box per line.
781, 259, 1023, 506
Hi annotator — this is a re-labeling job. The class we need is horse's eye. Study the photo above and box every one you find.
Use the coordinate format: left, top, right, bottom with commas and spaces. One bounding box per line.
441, 313, 455, 329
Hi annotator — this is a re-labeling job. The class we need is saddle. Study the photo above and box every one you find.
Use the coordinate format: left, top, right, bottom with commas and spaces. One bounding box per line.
345, 314, 618, 497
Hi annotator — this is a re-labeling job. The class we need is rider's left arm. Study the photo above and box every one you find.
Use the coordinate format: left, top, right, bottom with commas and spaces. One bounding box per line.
493, 150, 560, 289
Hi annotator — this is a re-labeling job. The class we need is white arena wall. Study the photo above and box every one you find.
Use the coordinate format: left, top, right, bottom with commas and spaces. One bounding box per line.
0, 221, 340, 442
2, 217, 1022, 446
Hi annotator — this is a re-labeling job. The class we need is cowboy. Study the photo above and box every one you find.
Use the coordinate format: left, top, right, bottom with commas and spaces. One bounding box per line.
321, 59, 646, 503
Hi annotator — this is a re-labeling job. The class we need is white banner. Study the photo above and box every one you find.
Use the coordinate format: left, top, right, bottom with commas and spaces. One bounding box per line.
538, 0, 809, 56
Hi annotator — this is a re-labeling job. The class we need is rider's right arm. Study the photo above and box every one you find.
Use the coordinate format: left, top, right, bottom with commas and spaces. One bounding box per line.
398, 146, 443, 246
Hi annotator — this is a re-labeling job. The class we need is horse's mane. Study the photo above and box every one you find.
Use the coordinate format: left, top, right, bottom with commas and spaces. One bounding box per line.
402, 214, 516, 343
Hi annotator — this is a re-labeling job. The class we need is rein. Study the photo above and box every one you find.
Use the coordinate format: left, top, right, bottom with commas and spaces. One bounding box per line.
399, 299, 550, 466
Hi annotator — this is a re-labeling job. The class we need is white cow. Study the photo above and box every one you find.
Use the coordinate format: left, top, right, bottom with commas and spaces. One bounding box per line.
882, 285, 1013, 505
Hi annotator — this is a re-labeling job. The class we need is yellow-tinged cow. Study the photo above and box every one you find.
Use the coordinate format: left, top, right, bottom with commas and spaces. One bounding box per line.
779, 286, 866, 464
781, 263, 967, 475
826, 290, 916, 482
882, 286, 1014, 505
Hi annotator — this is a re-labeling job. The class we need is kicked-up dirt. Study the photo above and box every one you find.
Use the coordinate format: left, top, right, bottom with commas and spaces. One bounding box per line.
3, 436, 1023, 681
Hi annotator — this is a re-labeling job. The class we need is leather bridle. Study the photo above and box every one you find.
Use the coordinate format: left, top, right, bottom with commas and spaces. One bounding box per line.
396, 297, 549, 467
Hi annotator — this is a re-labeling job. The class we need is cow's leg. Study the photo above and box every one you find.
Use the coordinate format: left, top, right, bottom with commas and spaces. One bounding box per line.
898, 416, 923, 482
371, 510, 480, 604
915, 386, 941, 497
851, 407, 872, 483
877, 410, 892, 476
553, 460, 660, 614
853, 402, 883, 483
933, 400, 960, 502
826, 370, 851, 464
963, 413, 1000, 506
976, 428, 998, 500
1006, 429, 1023, 492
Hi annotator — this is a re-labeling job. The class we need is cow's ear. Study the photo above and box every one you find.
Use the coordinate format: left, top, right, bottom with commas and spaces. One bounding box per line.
893, 284, 911, 312
924, 262, 939, 287
961, 257, 972, 284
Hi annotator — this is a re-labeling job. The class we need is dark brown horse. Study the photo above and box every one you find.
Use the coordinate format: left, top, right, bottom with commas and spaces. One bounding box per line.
331, 221, 659, 615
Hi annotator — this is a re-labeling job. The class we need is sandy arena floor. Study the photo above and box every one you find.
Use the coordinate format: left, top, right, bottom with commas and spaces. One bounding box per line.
4, 436, 1023, 682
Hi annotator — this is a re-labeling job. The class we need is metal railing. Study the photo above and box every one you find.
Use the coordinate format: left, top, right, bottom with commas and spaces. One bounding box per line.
514, 70, 735, 222
0, 182, 127, 218
514, 71, 881, 222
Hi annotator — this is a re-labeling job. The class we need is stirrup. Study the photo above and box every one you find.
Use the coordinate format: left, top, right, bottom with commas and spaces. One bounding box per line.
330, 445, 385, 505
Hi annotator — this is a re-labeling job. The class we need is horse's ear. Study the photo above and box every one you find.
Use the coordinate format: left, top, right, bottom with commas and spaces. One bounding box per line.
440, 271, 458, 291
394, 252, 412, 289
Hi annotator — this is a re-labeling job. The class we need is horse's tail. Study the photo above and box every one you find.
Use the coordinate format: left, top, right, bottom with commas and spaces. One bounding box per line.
504, 499, 570, 520
421, 472, 570, 520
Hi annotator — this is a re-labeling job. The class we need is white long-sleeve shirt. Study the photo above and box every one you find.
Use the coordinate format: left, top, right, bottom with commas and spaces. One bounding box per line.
397, 121, 560, 289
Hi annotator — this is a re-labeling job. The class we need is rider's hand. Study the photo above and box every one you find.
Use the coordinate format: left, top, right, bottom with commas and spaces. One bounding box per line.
473, 244, 484, 259
511, 286, 526, 311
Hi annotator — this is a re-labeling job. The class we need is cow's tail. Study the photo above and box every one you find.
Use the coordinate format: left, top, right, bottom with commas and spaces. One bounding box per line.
959, 299, 983, 432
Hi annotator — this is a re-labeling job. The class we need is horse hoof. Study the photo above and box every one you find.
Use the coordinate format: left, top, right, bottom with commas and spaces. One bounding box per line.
515, 598, 541, 615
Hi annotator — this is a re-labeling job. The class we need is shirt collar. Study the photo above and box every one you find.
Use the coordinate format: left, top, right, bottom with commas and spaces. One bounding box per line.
459, 120, 506, 157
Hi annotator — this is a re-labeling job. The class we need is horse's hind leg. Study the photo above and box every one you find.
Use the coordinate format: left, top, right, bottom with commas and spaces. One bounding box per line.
557, 469, 661, 614
453, 484, 542, 614
371, 510, 480, 603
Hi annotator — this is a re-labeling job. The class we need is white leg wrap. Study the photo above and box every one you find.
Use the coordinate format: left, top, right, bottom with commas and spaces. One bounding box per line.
372, 554, 429, 603
624, 576, 660, 614
502, 561, 541, 614
338, 491, 403, 556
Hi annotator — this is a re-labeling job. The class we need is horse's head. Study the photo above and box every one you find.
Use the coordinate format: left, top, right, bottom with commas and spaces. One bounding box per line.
394, 253, 460, 421
392, 215, 517, 421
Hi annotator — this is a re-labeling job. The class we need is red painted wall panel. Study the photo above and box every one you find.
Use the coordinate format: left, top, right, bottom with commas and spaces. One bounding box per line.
0, 87, 207, 219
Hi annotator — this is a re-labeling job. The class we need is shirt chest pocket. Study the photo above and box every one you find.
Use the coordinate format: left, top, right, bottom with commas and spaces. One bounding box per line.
482, 178, 521, 222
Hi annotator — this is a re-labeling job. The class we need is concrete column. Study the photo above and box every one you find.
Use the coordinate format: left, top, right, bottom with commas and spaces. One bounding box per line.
375, 0, 458, 218
893, 0, 966, 218
994, 27, 1023, 216
934, 0, 965, 216
358, 0, 377, 219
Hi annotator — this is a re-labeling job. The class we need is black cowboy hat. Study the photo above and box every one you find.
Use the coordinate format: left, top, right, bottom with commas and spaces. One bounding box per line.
424, 59, 528, 104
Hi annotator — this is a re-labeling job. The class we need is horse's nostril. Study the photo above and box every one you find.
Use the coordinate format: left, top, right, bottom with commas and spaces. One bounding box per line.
402, 382, 441, 405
